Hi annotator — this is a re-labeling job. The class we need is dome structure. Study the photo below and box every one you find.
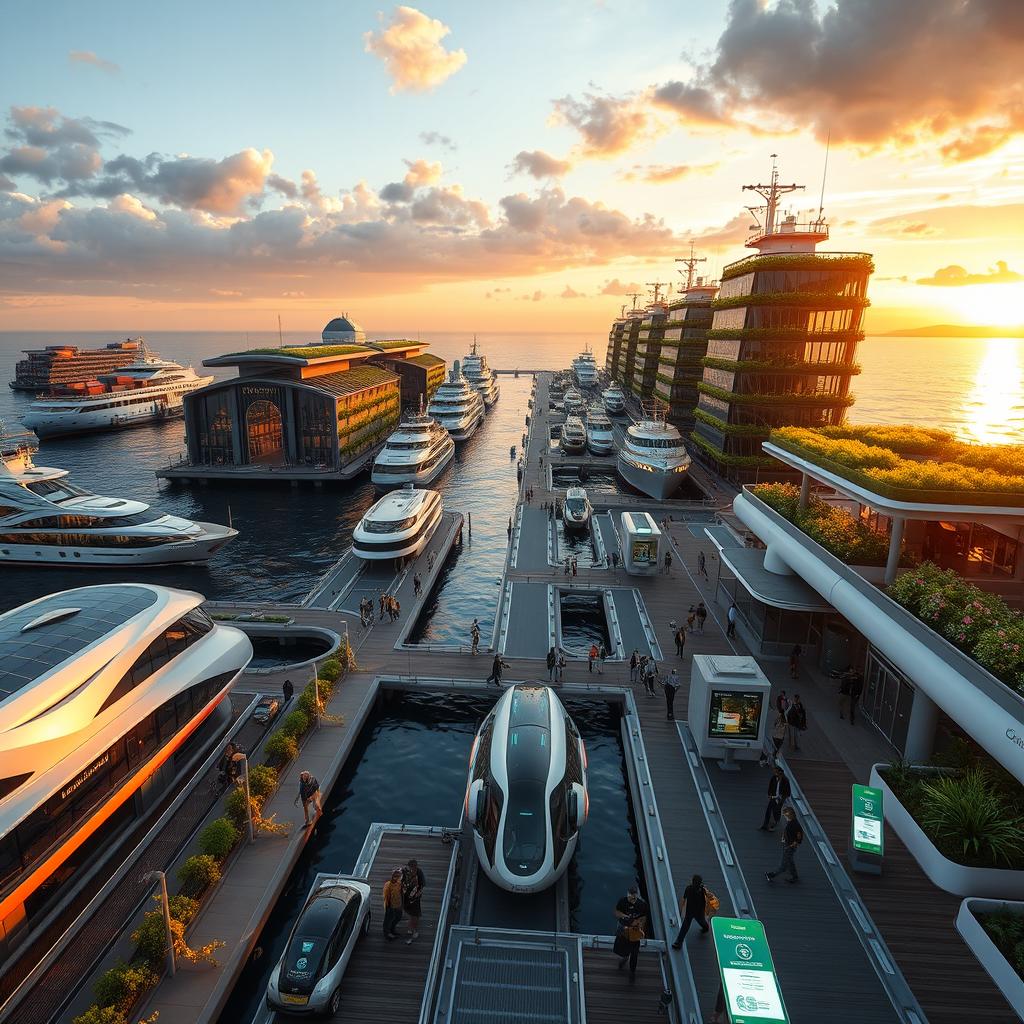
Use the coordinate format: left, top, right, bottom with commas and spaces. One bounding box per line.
321, 316, 366, 344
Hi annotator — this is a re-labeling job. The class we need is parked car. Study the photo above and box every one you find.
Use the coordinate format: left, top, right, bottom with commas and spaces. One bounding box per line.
267, 877, 372, 1016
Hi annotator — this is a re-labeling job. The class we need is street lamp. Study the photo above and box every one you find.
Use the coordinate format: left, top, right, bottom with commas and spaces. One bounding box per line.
239, 752, 255, 844
143, 870, 175, 976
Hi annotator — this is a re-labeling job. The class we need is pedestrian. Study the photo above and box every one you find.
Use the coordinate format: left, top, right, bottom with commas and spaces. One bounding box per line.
611, 550, 619, 569
379, 594, 386, 621
671, 873, 717, 949
557, 651, 566, 681
612, 884, 648, 980
789, 643, 802, 679
414, 573, 422, 597
588, 643, 598, 673
665, 668, 680, 720
849, 673, 863, 725
547, 646, 557, 681
674, 628, 686, 658
402, 858, 425, 945
282, 678, 294, 705
786, 694, 807, 751
383, 866, 404, 940
486, 654, 509, 686
294, 770, 322, 828
470, 622, 481, 655
598, 642, 606, 674
663, 549, 672, 575
726, 602, 737, 639
759, 766, 791, 831
765, 806, 803, 884
770, 712, 788, 762
629, 649, 639, 683
686, 607, 696, 633
393, 598, 401, 621
696, 602, 707, 634
645, 661, 658, 698
775, 689, 788, 716
698, 550, 709, 579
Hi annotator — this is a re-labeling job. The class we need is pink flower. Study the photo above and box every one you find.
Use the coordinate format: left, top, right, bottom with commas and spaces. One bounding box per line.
963, 616, 973, 625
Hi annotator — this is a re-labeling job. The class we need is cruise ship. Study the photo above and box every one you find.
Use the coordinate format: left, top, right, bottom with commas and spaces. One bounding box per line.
353, 486, 443, 561
602, 383, 627, 416
585, 404, 614, 455
21, 349, 213, 439
617, 410, 691, 499
560, 415, 586, 454
461, 339, 500, 408
562, 388, 585, 416
572, 347, 599, 388
0, 584, 251, 961
371, 403, 455, 488
10, 339, 143, 392
426, 361, 485, 441
0, 431, 237, 565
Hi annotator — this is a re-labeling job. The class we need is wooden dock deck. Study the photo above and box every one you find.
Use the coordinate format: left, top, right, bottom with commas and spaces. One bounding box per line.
581, 946, 669, 1024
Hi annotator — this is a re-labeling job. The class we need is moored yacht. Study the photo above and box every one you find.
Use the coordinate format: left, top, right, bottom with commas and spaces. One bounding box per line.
602, 383, 626, 416
461, 338, 500, 408
572, 347, 599, 388
0, 431, 237, 565
427, 361, 485, 441
563, 388, 585, 416
562, 486, 592, 532
352, 485, 443, 561
21, 348, 212, 439
371, 402, 455, 488
617, 412, 691, 499
585, 405, 614, 455
560, 415, 586, 454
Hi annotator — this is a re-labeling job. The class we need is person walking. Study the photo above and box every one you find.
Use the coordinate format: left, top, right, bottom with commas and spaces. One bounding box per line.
413, 573, 422, 597
770, 711, 788, 763
786, 694, 807, 751
849, 673, 863, 725
698, 550, 709, 580
402, 858, 425, 945
629, 649, 639, 683
282, 678, 294, 706
382, 867, 404, 940
613, 885, 648, 980
663, 549, 672, 575
665, 668, 680, 720
766, 806, 803, 884
588, 643, 598, 674
486, 654, 509, 687
686, 607, 696, 633
696, 602, 707, 634
789, 643, 802, 679
611, 550, 619, 569
547, 646, 557, 681
393, 598, 401, 621
557, 651, 567, 682
294, 770, 322, 828
758, 766, 791, 831
598, 642, 606, 674
671, 874, 717, 948
775, 689, 788, 716
726, 603, 737, 639
379, 594, 386, 621
674, 628, 686, 658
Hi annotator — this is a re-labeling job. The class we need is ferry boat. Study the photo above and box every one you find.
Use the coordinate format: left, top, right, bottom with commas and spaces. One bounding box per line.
560, 415, 586, 454
585, 405, 614, 455
572, 347, 599, 388
352, 485, 442, 561
465, 684, 588, 893
426, 361, 485, 441
371, 403, 455, 488
563, 486, 592, 532
10, 339, 143, 392
602, 383, 626, 416
563, 388, 585, 416
0, 432, 237, 566
460, 338, 500, 408
21, 349, 213, 439
617, 411, 691, 500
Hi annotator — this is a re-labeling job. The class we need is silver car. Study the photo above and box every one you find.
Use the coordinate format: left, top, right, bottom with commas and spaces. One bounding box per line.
266, 876, 372, 1016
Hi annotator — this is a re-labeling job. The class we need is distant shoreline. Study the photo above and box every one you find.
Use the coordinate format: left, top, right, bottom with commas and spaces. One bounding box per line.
876, 324, 1024, 338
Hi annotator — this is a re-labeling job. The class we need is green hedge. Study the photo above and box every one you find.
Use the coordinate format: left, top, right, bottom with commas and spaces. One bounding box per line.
689, 431, 777, 468
701, 356, 862, 376
697, 382, 856, 408
712, 291, 871, 311
264, 731, 299, 767
720, 252, 874, 281
705, 327, 864, 344
178, 854, 221, 894
198, 817, 239, 861
693, 408, 770, 437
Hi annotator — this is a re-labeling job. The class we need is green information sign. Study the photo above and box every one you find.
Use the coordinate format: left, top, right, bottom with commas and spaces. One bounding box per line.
852, 783, 884, 856
712, 917, 788, 1023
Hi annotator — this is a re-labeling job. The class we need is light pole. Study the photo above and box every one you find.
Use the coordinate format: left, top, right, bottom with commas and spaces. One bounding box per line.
312, 662, 321, 731
240, 753, 255, 844
143, 870, 175, 976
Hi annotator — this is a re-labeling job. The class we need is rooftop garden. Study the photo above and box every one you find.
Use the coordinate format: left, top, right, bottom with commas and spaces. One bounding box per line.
370, 339, 419, 349
720, 251, 875, 281
234, 344, 371, 359
769, 425, 1024, 506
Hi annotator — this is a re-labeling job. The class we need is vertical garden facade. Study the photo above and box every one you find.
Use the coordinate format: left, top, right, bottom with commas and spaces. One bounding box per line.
630, 305, 668, 398
653, 283, 716, 433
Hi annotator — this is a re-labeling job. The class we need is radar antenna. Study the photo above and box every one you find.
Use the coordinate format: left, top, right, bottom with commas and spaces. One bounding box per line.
674, 241, 707, 291
645, 281, 669, 304
742, 154, 804, 236
626, 292, 643, 310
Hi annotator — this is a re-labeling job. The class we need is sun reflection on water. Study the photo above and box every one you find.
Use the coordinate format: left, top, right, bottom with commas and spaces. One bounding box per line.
959, 338, 1024, 444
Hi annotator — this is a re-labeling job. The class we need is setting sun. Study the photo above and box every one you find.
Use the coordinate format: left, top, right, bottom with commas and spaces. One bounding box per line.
946, 282, 1024, 328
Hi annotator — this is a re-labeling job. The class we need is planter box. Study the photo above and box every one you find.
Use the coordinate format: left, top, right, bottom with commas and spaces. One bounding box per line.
956, 898, 1024, 1016
870, 764, 1024, 898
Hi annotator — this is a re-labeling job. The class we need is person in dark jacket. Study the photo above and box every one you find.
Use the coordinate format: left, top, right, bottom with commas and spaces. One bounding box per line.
671, 874, 711, 948
758, 766, 791, 831
766, 807, 803, 883
786, 695, 807, 751
546, 647, 557, 681
613, 885, 648, 979
486, 655, 508, 686
282, 678, 294, 705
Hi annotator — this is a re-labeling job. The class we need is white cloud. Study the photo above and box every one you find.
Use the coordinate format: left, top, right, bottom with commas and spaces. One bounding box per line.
364, 6, 467, 94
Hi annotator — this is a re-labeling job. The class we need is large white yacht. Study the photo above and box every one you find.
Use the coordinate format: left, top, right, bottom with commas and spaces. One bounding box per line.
617, 412, 691, 499
353, 486, 443, 561
427, 361, 485, 441
602, 383, 626, 416
585, 404, 614, 455
371, 403, 455, 488
0, 432, 237, 566
562, 388, 585, 416
461, 338, 500, 408
560, 415, 586, 454
21, 348, 212, 439
572, 347, 600, 388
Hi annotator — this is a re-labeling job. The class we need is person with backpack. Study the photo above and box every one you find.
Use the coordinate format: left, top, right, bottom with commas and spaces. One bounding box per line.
766, 806, 803, 883
671, 873, 718, 948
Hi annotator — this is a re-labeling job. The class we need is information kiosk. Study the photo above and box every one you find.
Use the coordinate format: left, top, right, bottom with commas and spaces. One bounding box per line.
618, 511, 661, 575
688, 655, 772, 769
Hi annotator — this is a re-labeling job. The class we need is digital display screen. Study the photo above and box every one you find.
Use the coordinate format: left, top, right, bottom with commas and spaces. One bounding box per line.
707, 689, 763, 740
632, 539, 657, 563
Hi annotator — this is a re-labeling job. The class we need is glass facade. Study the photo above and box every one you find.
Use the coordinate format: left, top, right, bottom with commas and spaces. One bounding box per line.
192, 388, 234, 465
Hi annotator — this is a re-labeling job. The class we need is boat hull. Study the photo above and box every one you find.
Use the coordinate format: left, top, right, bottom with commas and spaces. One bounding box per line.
22, 403, 185, 438
371, 442, 455, 488
616, 456, 686, 500
446, 408, 484, 441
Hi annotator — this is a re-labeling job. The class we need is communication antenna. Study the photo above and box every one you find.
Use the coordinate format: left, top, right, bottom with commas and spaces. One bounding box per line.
742, 154, 804, 236
817, 130, 831, 224
674, 241, 707, 291
626, 292, 643, 310
619, 303, 626, 318
645, 281, 669, 303
277, 314, 283, 346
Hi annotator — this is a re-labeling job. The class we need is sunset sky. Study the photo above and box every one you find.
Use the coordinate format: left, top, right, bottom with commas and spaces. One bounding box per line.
2, 0, 1023, 334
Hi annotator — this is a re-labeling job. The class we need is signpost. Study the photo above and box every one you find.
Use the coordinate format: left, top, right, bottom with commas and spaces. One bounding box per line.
712, 917, 788, 1024
849, 782, 884, 874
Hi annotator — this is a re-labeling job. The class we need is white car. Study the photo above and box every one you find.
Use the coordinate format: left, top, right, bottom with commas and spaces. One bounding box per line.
266, 876, 371, 1016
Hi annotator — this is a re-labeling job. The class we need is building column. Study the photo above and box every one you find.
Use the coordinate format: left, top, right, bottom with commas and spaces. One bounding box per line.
763, 545, 794, 576
230, 388, 244, 466
284, 389, 299, 465
884, 516, 905, 585
904, 688, 939, 763
799, 472, 811, 509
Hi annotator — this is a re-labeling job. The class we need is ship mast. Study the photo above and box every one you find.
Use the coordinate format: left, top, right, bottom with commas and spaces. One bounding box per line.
645, 281, 669, 304
742, 154, 803, 236
626, 292, 643, 311
674, 241, 707, 291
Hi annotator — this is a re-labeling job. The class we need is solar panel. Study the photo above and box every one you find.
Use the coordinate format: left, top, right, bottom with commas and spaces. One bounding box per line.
0, 586, 159, 698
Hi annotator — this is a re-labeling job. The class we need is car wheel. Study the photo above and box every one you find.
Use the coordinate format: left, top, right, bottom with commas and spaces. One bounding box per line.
327, 987, 342, 1015
361, 911, 371, 936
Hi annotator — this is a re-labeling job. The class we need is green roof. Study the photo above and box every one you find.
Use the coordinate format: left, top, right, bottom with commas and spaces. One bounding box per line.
244, 344, 373, 359
407, 353, 445, 368
370, 339, 421, 350
311, 364, 400, 398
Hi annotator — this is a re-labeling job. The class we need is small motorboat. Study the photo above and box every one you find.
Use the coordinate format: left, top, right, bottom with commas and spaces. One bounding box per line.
563, 486, 592, 532
560, 416, 586, 454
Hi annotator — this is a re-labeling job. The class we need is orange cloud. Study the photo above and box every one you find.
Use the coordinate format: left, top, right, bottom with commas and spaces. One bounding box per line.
510, 150, 572, 179
621, 161, 720, 184
68, 50, 120, 74
551, 92, 658, 158
916, 261, 1023, 287
364, 6, 467, 94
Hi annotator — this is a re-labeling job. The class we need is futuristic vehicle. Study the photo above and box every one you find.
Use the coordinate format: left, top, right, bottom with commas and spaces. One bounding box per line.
465, 684, 588, 893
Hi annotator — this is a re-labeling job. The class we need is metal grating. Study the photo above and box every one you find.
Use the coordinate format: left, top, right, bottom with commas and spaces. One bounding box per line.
451, 943, 570, 1024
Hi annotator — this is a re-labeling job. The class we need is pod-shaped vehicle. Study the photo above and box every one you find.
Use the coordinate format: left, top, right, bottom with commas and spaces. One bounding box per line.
465, 684, 588, 893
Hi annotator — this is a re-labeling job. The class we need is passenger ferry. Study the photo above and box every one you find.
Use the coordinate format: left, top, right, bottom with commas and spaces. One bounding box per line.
0, 432, 237, 566
617, 412, 691, 500
0, 584, 251, 962
352, 485, 443, 561
572, 347, 599, 388
563, 486, 592, 532
585, 405, 614, 455
460, 339, 500, 408
562, 388, 585, 416
426, 361, 485, 441
465, 685, 588, 893
21, 349, 212, 439
371, 403, 455, 488
602, 383, 626, 416
560, 415, 586, 454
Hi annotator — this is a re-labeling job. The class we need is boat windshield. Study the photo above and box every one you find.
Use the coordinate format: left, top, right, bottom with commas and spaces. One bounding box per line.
25, 478, 91, 499
363, 514, 417, 534
502, 778, 548, 877
566, 498, 586, 515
